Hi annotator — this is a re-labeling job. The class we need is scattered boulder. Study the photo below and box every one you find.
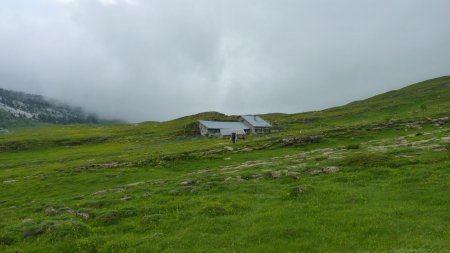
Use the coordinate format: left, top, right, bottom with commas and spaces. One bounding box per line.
91, 190, 107, 196
281, 135, 324, 146
224, 146, 234, 151
309, 169, 323, 175
44, 207, 58, 216
76, 212, 90, 220
322, 166, 340, 173
126, 182, 144, 187
115, 188, 125, 193
250, 174, 261, 180
269, 171, 282, 179
427, 116, 449, 127
291, 186, 306, 196
405, 123, 422, 129
309, 166, 340, 175
22, 218, 34, 223
3, 179, 18, 184
180, 179, 197, 186
120, 195, 132, 201
286, 171, 300, 179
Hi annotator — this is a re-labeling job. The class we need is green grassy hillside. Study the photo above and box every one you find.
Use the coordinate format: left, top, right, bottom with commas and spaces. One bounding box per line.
0, 77, 449, 252
264, 76, 450, 131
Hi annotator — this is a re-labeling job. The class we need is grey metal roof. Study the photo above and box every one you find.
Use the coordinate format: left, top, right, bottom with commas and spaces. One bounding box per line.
220, 129, 246, 136
199, 120, 249, 130
240, 115, 272, 127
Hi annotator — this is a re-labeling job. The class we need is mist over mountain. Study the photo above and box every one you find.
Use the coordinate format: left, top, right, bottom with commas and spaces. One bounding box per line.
0, 88, 117, 128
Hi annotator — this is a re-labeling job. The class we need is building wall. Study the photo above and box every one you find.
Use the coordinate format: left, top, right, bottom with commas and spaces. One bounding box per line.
207, 129, 220, 137
199, 123, 209, 136
254, 127, 271, 134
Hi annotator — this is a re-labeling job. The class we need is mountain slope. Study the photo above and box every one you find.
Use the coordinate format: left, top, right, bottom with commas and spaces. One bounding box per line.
263, 76, 450, 130
0, 88, 113, 128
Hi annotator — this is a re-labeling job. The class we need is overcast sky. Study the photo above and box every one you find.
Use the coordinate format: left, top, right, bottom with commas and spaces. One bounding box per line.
1, 0, 449, 122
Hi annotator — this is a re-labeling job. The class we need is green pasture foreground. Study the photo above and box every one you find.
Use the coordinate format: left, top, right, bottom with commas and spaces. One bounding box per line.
0, 123, 449, 252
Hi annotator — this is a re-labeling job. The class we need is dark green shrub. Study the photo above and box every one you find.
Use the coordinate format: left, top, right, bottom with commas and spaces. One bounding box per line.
0, 235, 15, 245
346, 144, 360, 150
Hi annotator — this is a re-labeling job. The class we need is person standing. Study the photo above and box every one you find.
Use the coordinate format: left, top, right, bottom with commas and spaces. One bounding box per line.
231, 132, 236, 144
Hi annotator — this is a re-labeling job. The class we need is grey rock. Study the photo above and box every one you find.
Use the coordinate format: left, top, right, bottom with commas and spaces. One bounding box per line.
121, 195, 132, 201
76, 212, 90, 220
180, 179, 197, 186
292, 186, 306, 195
22, 218, 34, 223
286, 171, 300, 179
44, 207, 58, 216
322, 166, 340, 173
270, 171, 282, 179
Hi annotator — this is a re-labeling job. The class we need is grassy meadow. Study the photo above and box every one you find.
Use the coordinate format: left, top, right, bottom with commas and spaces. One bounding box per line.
0, 77, 449, 252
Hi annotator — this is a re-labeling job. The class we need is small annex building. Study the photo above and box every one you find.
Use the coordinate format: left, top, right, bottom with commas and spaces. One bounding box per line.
199, 120, 249, 138
239, 115, 272, 134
